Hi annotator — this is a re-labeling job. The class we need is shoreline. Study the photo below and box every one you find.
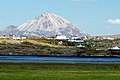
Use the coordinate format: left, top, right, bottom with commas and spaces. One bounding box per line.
0, 55, 120, 58
0, 62, 120, 65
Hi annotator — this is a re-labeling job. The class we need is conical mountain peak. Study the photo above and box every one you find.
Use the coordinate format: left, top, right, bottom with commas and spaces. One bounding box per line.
2, 13, 89, 37
35, 12, 70, 25
36, 13, 54, 18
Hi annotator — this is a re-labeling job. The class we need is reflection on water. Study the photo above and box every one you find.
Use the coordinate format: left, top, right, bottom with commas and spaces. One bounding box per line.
0, 56, 120, 64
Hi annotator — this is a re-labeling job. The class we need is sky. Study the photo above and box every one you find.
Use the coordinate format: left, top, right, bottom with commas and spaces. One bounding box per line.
0, 0, 120, 36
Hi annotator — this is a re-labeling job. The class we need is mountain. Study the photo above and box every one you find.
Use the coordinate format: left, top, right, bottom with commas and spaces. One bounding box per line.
0, 25, 18, 36
1, 13, 89, 37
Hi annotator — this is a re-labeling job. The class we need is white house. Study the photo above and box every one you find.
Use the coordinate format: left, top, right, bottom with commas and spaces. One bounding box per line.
68, 36, 84, 42
21, 37, 27, 39
56, 35, 67, 40
10, 35, 27, 40
71, 36, 79, 40
103, 37, 114, 40
109, 46, 120, 50
77, 44, 86, 47
0, 35, 27, 40
94, 36, 114, 41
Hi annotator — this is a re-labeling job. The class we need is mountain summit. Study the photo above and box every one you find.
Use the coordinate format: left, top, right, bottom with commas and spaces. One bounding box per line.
17, 13, 88, 37
1, 13, 89, 37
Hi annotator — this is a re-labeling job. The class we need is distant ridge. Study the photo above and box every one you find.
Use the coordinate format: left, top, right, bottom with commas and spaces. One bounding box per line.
104, 34, 120, 38
0, 25, 18, 35
92, 34, 120, 38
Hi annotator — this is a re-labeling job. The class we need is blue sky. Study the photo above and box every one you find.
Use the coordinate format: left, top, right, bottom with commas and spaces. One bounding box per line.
0, 0, 120, 36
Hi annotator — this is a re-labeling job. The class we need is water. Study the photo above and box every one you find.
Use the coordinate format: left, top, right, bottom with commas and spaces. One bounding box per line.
0, 56, 120, 64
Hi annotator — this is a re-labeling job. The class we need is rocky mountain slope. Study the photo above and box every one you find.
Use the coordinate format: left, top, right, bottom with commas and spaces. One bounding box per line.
1, 13, 89, 37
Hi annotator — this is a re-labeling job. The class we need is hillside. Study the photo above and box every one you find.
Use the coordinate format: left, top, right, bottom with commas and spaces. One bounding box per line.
0, 37, 120, 56
0, 38, 77, 56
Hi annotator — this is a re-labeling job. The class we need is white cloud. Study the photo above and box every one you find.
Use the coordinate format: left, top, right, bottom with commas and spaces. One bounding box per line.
107, 19, 120, 24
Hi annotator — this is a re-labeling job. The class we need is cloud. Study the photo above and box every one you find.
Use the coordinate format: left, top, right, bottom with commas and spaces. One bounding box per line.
107, 19, 120, 24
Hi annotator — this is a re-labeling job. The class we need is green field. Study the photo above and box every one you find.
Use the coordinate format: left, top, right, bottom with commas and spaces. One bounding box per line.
0, 63, 120, 80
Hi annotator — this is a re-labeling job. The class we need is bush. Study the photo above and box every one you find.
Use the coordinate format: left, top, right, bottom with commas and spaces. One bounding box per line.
21, 41, 33, 45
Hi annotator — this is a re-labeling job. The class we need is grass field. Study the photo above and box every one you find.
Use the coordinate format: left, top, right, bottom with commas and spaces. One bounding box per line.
0, 63, 120, 80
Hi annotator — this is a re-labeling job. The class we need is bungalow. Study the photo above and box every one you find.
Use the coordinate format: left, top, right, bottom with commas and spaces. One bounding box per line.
68, 36, 84, 42
77, 44, 86, 47
0, 35, 27, 40
56, 35, 67, 40
109, 46, 120, 50
93, 36, 114, 41
9, 35, 27, 40
103, 37, 114, 40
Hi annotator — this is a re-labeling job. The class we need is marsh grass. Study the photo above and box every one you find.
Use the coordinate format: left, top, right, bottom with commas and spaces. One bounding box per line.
0, 63, 120, 80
